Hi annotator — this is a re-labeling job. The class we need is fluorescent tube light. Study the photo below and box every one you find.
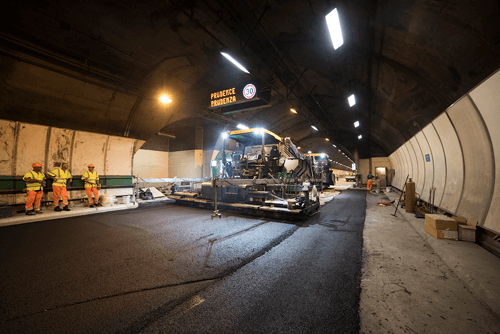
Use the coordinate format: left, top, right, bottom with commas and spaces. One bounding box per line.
221, 52, 250, 74
354, 121, 360, 128
326, 8, 343, 50
311, 125, 318, 131
348, 94, 356, 107
237, 124, 249, 130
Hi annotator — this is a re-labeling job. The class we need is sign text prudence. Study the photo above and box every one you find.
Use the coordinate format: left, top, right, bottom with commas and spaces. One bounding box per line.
211, 88, 236, 107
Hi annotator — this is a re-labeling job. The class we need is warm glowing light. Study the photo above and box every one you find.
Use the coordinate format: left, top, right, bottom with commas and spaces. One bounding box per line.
221, 52, 250, 74
354, 121, 360, 128
348, 94, 356, 107
290, 108, 298, 114
311, 125, 318, 131
297, 146, 301, 149
160, 95, 172, 104
326, 8, 343, 50
325, 138, 329, 141
237, 124, 249, 130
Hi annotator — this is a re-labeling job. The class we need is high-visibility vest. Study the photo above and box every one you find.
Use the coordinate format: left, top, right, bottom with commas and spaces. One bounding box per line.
48, 168, 72, 187
81, 171, 99, 188
23, 171, 45, 191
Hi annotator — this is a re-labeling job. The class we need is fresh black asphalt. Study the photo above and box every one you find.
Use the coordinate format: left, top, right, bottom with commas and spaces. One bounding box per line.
0, 189, 367, 333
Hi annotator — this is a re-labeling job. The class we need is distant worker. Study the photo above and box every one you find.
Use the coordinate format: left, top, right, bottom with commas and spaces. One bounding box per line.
81, 164, 101, 207
23, 163, 46, 215
367, 172, 374, 191
47, 162, 73, 211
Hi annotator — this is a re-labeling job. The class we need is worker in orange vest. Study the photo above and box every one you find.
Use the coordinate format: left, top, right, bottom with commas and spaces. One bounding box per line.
47, 162, 73, 211
367, 172, 374, 191
23, 162, 46, 215
81, 164, 101, 207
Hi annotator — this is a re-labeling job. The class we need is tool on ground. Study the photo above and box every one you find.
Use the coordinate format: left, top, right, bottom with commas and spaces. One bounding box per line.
391, 174, 409, 217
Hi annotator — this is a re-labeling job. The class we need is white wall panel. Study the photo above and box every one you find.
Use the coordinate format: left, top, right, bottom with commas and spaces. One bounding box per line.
395, 148, 406, 189
410, 137, 425, 197
47, 127, 73, 170
169, 150, 202, 178
401, 144, 412, 186
432, 113, 463, 214
72, 131, 107, 176
106, 136, 135, 175
423, 123, 446, 207
395, 149, 405, 189
448, 96, 494, 224
0, 120, 16, 175
415, 131, 434, 203
470, 70, 500, 232
133, 149, 169, 178
406, 141, 419, 188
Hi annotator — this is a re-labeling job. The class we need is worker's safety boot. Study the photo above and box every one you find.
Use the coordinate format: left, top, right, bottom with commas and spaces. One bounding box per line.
54, 207, 63, 212
26, 210, 36, 215
63, 206, 71, 211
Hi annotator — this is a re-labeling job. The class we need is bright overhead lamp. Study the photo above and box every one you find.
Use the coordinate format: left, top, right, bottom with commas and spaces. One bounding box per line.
297, 146, 301, 149
311, 125, 318, 131
159, 94, 172, 104
308, 151, 312, 154
332, 144, 336, 147
348, 94, 356, 107
290, 108, 298, 114
254, 128, 264, 135
358, 135, 363, 139
326, 8, 343, 50
354, 121, 360, 128
221, 52, 250, 74
237, 124, 249, 130
325, 138, 330, 141
222, 132, 229, 139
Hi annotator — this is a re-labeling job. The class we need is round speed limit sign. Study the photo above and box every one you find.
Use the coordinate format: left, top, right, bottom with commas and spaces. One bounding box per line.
243, 84, 256, 99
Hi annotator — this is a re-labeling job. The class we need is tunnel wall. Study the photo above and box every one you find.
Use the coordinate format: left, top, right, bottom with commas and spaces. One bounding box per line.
0, 120, 141, 205
389, 68, 500, 233
133, 150, 170, 178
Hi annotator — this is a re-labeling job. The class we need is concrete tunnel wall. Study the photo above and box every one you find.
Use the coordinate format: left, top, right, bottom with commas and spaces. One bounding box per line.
0, 120, 142, 205
389, 68, 500, 234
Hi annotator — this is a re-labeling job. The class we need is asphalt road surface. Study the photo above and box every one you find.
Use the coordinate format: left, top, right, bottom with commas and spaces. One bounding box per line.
0, 189, 366, 333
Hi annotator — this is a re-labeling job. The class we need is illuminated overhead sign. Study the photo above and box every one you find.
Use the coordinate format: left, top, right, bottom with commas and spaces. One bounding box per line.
209, 80, 270, 114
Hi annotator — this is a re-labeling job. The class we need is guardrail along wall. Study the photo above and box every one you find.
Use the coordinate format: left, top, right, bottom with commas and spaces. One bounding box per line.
0, 120, 142, 205
389, 68, 500, 234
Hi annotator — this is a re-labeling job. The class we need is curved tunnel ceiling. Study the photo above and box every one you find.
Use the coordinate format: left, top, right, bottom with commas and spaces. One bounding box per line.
0, 0, 499, 163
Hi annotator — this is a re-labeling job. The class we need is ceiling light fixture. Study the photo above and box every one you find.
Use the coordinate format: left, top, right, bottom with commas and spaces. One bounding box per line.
325, 138, 329, 141
308, 151, 312, 154
326, 8, 343, 50
221, 52, 250, 74
159, 95, 172, 104
311, 125, 318, 131
348, 94, 356, 107
290, 108, 298, 114
358, 135, 363, 139
237, 124, 249, 130
354, 121, 360, 128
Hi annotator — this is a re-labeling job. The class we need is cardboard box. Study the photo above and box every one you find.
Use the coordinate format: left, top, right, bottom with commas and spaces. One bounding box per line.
451, 215, 467, 225
458, 217, 477, 242
424, 223, 459, 240
425, 214, 458, 231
